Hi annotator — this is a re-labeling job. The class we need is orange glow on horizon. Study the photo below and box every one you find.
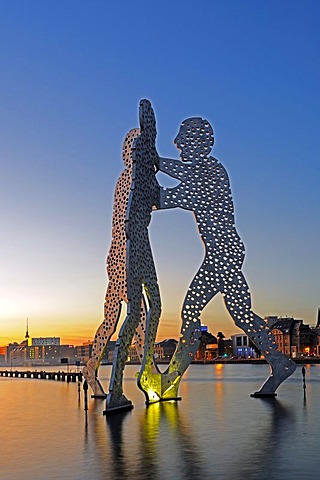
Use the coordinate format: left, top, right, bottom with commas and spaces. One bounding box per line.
0, 291, 243, 347
0, 319, 242, 348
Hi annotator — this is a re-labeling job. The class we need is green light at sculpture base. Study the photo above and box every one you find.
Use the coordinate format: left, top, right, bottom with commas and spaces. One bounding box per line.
137, 368, 181, 404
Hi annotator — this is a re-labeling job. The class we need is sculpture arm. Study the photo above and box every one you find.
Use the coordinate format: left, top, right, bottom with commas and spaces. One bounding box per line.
159, 185, 181, 210
158, 157, 188, 180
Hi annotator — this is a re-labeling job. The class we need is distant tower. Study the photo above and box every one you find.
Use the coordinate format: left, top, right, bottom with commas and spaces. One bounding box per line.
25, 318, 30, 343
316, 308, 320, 328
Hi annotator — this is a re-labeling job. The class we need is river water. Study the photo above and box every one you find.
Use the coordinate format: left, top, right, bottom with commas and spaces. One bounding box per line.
1, 363, 319, 480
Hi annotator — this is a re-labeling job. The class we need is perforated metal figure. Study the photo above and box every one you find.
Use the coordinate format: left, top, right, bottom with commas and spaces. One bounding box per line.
83, 128, 148, 397
158, 117, 296, 396
105, 100, 178, 412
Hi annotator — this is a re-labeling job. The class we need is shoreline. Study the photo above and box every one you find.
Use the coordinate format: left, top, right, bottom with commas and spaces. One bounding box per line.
1, 358, 319, 370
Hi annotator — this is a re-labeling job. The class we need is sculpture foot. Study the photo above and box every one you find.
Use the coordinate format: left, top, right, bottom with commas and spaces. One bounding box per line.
158, 371, 182, 401
137, 368, 181, 404
252, 356, 296, 397
103, 393, 133, 415
82, 364, 106, 398
91, 391, 107, 399
250, 392, 277, 398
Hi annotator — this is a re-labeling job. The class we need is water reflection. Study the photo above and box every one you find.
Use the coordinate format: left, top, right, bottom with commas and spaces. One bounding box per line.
233, 398, 295, 480
83, 365, 310, 479
82, 398, 114, 479
102, 396, 297, 479
138, 402, 204, 479
106, 411, 132, 479
3, 365, 318, 480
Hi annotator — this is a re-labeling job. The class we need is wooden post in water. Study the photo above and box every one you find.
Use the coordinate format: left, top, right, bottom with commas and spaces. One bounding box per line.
83, 380, 88, 411
302, 365, 306, 400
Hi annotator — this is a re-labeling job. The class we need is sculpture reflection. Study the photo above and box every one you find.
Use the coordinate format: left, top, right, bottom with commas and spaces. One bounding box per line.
138, 402, 204, 479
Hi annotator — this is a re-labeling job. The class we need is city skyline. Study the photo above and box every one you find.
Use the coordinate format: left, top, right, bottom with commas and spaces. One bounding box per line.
1, 1, 319, 345
2, 309, 319, 348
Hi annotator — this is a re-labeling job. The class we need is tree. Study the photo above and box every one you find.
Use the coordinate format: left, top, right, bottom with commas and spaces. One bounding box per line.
195, 331, 218, 360
217, 332, 225, 356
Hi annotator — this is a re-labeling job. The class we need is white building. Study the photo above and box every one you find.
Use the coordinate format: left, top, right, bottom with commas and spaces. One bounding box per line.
231, 334, 257, 358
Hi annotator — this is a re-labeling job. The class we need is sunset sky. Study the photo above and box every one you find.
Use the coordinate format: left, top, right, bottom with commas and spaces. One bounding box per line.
1, 1, 319, 346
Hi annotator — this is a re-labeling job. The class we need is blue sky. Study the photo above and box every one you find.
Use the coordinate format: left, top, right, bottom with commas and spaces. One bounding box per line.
0, 0, 319, 344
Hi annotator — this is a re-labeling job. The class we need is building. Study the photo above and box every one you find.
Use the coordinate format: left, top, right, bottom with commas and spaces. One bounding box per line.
299, 323, 318, 356
32, 337, 60, 346
230, 317, 319, 359
153, 342, 164, 360
75, 341, 93, 364
43, 344, 76, 364
101, 341, 117, 363
231, 334, 258, 358
271, 318, 300, 357
4, 341, 76, 366
129, 343, 140, 362
269, 316, 318, 358
155, 339, 178, 361
26, 345, 46, 364
127, 339, 179, 363
314, 308, 320, 356
0, 346, 5, 365
195, 330, 218, 360
6, 342, 25, 366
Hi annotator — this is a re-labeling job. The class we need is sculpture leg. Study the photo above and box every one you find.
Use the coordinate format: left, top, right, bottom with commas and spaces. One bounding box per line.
83, 294, 148, 399
223, 271, 296, 396
164, 264, 221, 398
137, 276, 180, 403
136, 262, 162, 402
250, 313, 296, 396
83, 294, 122, 397
134, 296, 153, 366
105, 284, 142, 413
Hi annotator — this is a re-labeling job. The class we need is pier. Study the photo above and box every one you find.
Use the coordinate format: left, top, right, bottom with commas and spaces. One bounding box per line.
0, 370, 82, 382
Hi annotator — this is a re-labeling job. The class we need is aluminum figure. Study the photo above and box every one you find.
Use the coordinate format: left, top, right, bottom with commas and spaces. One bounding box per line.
158, 117, 296, 397
105, 100, 179, 413
83, 128, 148, 397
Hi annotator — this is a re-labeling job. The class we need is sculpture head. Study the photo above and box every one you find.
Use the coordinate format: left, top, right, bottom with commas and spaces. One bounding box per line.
122, 128, 140, 168
174, 117, 214, 162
